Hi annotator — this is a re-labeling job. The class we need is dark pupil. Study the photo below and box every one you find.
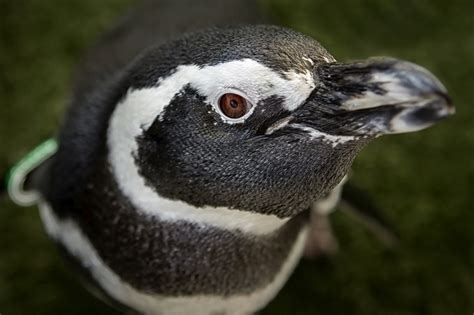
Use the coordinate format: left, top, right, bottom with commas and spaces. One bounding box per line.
229, 99, 239, 108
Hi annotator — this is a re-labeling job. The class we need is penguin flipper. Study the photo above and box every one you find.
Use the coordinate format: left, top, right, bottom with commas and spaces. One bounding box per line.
304, 210, 339, 258
304, 180, 399, 259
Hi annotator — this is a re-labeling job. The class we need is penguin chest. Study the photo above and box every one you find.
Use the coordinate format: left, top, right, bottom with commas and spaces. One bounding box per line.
39, 201, 308, 315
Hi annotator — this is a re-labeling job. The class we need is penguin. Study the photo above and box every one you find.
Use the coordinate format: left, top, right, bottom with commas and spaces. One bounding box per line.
6, 0, 454, 314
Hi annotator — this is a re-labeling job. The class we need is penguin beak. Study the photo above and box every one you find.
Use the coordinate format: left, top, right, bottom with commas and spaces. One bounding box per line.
288, 57, 454, 137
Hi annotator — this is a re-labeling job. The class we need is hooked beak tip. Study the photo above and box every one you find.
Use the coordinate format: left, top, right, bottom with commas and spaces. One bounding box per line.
388, 92, 454, 134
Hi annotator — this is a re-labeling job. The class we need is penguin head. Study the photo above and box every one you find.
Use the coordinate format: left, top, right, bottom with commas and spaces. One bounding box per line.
108, 25, 453, 218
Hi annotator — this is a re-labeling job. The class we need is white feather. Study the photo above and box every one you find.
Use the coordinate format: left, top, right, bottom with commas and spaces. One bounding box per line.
292, 124, 357, 148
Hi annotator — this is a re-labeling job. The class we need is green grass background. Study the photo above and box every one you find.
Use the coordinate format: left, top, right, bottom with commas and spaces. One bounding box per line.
1, 0, 473, 314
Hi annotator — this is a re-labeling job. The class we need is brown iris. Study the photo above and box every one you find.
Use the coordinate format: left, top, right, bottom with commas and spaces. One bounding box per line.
218, 93, 249, 119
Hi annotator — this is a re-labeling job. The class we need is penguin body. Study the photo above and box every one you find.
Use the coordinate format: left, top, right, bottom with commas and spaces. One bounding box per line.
39, 25, 339, 314
10, 1, 453, 314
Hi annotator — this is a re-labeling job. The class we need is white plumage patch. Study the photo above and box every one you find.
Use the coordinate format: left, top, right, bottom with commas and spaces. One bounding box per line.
302, 56, 314, 66
39, 202, 308, 315
292, 124, 357, 148
108, 59, 315, 235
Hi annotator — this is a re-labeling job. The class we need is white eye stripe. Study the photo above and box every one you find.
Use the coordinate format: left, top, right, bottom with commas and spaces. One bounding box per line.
111, 59, 315, 136
189, 59, 314, 112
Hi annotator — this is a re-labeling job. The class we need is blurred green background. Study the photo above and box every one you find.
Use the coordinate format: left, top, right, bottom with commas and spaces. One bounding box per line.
0, 0, 473, 314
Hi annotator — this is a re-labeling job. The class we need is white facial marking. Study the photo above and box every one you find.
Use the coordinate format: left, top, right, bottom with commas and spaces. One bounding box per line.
115, 58, 314, 129
265, 116, 292, 135
187, 59, 314, 114
108, 59, 316, 235
323, 56, 335, 63
292, 124, 357, 147
302, 56, 314, 66
282, 69, 315, 111
39, 203, 308, 315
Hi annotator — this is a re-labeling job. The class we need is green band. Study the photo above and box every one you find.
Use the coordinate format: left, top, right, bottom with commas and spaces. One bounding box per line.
7, 138, 58, 206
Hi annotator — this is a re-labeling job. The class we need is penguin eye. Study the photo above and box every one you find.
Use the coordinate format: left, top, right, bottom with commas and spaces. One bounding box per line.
218, 93, 251, 119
